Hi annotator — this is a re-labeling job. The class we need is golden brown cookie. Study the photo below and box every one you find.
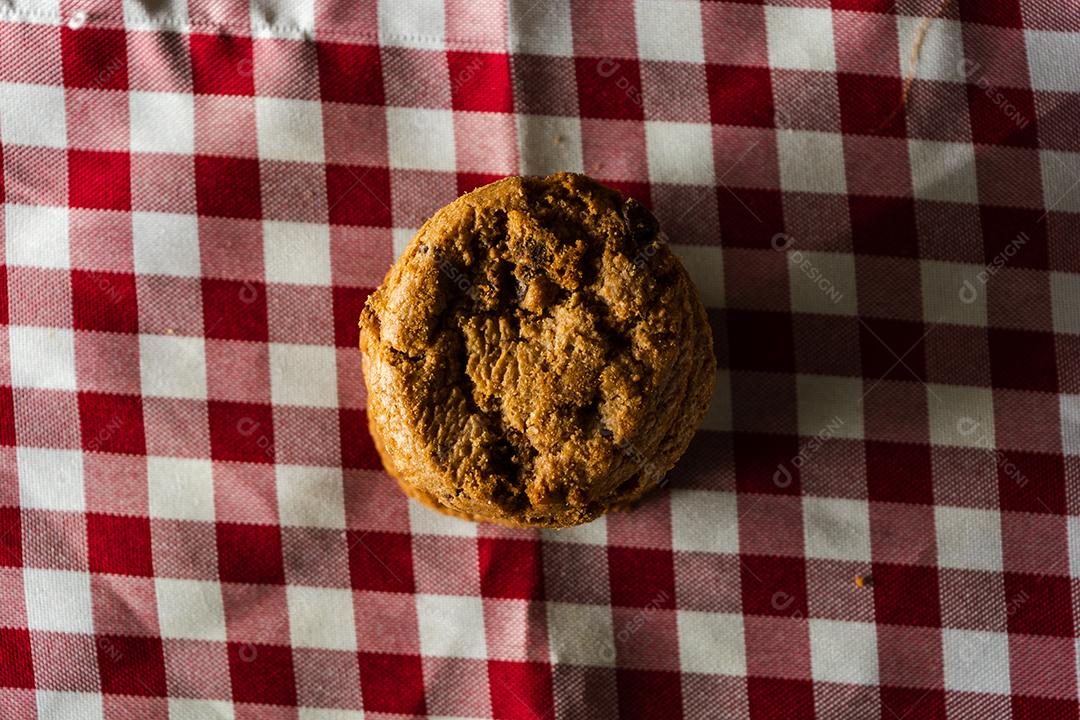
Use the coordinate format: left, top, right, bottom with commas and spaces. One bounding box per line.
359, 173, 715, 528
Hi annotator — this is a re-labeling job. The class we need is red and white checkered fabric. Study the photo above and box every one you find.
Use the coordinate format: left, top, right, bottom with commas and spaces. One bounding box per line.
1, 0, 1078, 717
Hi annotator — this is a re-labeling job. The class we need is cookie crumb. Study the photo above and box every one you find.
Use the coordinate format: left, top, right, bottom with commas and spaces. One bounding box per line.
854, 575, 873, 588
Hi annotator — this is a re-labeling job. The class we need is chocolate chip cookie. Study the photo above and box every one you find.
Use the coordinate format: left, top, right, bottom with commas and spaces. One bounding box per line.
359, 173, 715, 528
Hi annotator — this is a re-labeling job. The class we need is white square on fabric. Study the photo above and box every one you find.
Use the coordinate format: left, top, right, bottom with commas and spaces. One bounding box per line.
547, 601, 616, 667
255, 97, 326, 164
517, 114, 584, 176
671, 490, 739, 554
1026, 29, 1080, 92
677, 611, 745, 675
927, 384, 996, 449
635, 0, 705, 63
810, 619, 878, 685
508, 0, 573, 56
10, 326, 77, 392
897, 18, 965, 82
935, 506, 1003, 572
156, 577, 227, 641
250, 0, 315, 38
264, 221, 333, 286
276, 465, 346, 529
539, 515, 607, 546
803, 497, 871, 562
129, 91, 195, 154
17, 447, 84, 512
1052, 272, 1080, 335
287, 585, 357, 650
796, 374, 864, 440
416, 594, 487, 658
36, 692, 103, 720
0, 83, 67, 148
920, 260, 988, 326
909, 140, 979, 204
378, 0, 445, 49
787, 250, 858, 316
1068, 516, 1080, 577
777, 131, 847, 195
24, 569, 94, 633
168, 699, 235, 720
6, 204, 69, 269
269, 343, 339, 408
671, 244, 724, 308
1041, 150, 1080, 214
140, 334, 208, 400
298, 710, 364, 720
147, 456, 215, 522
1061, 395, 1080, 457
765, 7, 836, 72
392, 228, 417, 261
646, 121, 715, 186
409, 498, 478, 537
132, 211, 201, 277
387, 107, 456, 171
943, 629, 1011, 694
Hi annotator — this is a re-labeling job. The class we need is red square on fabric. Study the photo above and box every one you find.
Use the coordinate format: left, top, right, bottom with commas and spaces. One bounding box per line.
980, 207, 1048, 269
859, 318, 927, 382
608, 547, 676, 609
316, 41, 384, 105
865, 441, 934, 504
740, 555, 808, 617
326, 165, 392, 227
1012, 697, 1080, 720
189, 34, 255, 96
880, 687, 946, 720
0, 507, 21, 567
228, 642, 297, 706
479, 538, 543, 600
447, 51, 514, 113
68, 150, 131, 211
574, 57, 645, 121
202, 278, 269, 342
0, 387, 16, 448
78, 392, 146, 455
837, 72, 905, 137
747, 677, 815, 720
988, 329, 1058, 393
96, 635, 167, 696
727, 310, 794, 372
72, 271, 138, 334
195, 156, 262, 219
958, 0, 1024, 28
998, 451, 1067, 514
332, 286, 372, 348
61, 26, 128, 90
0, 629, 33, 689
705, 65, 774, 128
616, 669, 682, 720
849, 196, 918, 258
734, 433, 802, 495
88, 513, 153, 577
967, 85, 1038, 147
207, 400, 275, 464
717, 188, 785, 249
339, 410, 381, 470
1004, 573, 1075, 637
873, 563, 941, 627
457, 172, 505, 196
217, 522, 285, 585
358, 652, 426, 715
347, 530, 415, 593
489, 661, 555, 720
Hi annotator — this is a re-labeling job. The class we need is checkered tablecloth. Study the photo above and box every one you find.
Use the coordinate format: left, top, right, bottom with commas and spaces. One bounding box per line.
1, 0, 1078, 717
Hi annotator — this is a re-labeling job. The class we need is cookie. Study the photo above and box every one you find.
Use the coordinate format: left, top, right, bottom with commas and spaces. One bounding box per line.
359, 173, 715, 528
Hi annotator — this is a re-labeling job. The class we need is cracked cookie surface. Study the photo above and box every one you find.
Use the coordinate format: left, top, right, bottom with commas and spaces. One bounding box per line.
359, 173, 716, 528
